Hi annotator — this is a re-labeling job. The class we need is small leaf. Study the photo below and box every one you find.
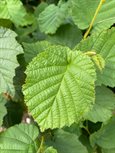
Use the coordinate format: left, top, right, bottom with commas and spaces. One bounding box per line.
0, 123, 39, 152
38, 3, 69, 34
23, 45, 96, 131
0, 27, 23, 97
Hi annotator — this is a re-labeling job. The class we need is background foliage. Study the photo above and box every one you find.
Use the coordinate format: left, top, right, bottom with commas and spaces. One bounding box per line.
0, 0, 115, 153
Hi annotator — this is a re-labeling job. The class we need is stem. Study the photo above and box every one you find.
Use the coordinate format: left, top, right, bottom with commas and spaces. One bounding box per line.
82, 125, 90, 135
93, 146, 99, 153
37, 136, 44, 153
84, 0, 105, 39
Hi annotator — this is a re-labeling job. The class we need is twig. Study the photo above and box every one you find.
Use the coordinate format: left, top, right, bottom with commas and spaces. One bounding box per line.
84, 0, 105, 39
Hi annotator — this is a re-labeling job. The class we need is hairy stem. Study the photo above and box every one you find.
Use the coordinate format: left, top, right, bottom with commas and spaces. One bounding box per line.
84, 0, 105, 39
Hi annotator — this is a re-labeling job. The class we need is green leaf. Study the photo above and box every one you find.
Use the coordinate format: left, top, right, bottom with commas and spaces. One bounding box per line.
15, 23, 38, 43
76, 28, 115, 87
34, 2, 48, 17
23, 41, 51, 63
71, 0, 115, 33
46, 129, 88, 153
0, 94, 7, 126
47, 23, 82, 49
90, 117, 115, 149
23, 45, 96, 131
38, 3, 68, 34
0, 27, 23, 97
85, 86, 115, 123
102, 148, 115, 153
0, 0, 33, 26
63, 123, 81, 137
0, 123, 39, 152
79, 135, 93, 153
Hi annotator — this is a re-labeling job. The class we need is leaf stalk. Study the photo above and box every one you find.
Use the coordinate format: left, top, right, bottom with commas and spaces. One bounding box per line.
37, 136, 45, 153
84, 0, 105, 39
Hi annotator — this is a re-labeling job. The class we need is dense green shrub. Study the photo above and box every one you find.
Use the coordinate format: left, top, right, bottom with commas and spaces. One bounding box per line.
0, 0, 115, 152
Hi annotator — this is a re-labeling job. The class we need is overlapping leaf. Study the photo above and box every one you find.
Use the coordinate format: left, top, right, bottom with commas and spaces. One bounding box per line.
0, 28, 23, 97
76, 28, 115, 87
34, 2, 48, 17
85, 86, 115, 123
46, 129, 88, 153
0, 0, 33, 26
90, 117, 115, 149
23, 45, 96, 131
71, 0, 115, 33
0, 123, 39, 152
47, 23, 82, 49
38, 3, 69, 34
23, 41, 51, 63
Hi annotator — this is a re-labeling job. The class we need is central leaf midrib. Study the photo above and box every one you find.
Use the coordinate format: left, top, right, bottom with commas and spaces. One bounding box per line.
41, 61, 70, 127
